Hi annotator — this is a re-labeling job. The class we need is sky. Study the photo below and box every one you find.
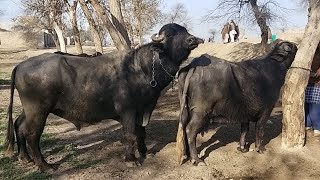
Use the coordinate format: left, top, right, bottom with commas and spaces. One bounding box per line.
0, 0, 308, 40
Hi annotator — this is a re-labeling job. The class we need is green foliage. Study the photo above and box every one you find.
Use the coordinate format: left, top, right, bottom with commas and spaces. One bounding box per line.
0, 157, 52, 180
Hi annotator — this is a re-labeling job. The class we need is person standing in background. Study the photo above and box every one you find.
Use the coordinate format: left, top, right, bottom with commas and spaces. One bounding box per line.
305, 43, 320, 138
221, 22, 230, 44
229, 20, 238, 43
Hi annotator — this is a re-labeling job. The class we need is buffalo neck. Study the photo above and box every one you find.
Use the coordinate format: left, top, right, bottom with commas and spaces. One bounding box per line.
166, 45, 192, 66
130, 43, 184, 90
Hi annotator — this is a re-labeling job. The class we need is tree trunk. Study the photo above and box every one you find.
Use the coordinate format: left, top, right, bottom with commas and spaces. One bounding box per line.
53, 21, 67, 52
49, 1, 66, 52
282, 0, 320, 148
109, 0, 131, 46
48, 29, 61, 51
90, 0, 130, 51
133, 0, 143, 45
65, 0, 83, 54
79, 0, 103, 53
249, 0, 269, 52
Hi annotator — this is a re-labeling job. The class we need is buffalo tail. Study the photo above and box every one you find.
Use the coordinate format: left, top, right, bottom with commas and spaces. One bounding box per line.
176, 67, 195, 165
5, 66, 17, 156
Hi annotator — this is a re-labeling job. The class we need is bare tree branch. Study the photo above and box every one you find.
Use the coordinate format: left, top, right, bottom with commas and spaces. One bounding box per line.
163, 3, 192, 30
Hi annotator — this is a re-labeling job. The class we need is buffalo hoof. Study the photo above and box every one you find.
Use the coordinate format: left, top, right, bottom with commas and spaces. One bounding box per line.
191, 159, 207, 166
256, 146, 266, 154
37, 163, 59, 173
18, 154, 32, 164
125, 161, 141, 168
237, 147, 249, 153
4, 148, 14, 158
145, 153, 155, 159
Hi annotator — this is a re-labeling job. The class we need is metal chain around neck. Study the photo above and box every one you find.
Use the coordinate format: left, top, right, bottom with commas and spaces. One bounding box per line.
149, 51, 176, 88
150, 52, 157, 87
159, 58, 176, 79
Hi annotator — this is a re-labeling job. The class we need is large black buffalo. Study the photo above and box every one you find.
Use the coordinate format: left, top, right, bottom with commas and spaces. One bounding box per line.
176, 41, 297, 166
4, 23, 204, 171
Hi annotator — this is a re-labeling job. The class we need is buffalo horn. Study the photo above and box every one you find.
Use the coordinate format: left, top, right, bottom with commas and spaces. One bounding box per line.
151, 33, 165, 42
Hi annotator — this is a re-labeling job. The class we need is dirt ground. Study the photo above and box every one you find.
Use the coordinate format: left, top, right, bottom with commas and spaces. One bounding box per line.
1, 43, 320, 180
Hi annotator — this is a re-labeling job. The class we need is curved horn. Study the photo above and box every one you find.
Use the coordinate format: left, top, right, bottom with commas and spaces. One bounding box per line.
151, 33, 165, 42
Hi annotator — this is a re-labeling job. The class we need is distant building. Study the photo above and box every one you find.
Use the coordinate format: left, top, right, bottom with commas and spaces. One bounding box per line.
0, 29, 29, 47
43, 31, 56, 48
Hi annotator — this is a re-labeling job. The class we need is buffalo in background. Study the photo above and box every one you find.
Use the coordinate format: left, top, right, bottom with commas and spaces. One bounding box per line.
4, 23, 204, 171
176, 41, 297, 166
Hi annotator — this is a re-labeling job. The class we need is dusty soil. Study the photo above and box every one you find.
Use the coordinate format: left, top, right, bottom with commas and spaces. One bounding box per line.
1, 43, 320, 180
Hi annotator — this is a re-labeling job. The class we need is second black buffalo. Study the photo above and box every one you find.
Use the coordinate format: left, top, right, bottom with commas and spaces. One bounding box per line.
176, 41, 297, 165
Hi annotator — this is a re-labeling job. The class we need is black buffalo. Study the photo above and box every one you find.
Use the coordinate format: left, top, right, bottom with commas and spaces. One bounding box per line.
4, 23, 204, 171
176, 41, 297, 165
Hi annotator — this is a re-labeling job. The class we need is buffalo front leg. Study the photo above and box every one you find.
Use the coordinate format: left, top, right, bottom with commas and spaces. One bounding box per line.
237, 122, 249, 153
135, 125, 147, 158
186, 111, 207, 166
122, 111, 140, 167
255, 119, 267, 153
255, 109, 271, 153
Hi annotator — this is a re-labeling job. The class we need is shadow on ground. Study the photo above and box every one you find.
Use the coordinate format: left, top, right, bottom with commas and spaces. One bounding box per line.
198, 113, 282, 161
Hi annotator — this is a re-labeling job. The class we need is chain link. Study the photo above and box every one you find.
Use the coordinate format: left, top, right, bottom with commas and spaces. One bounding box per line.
150, 51, 176, 88
159, 59, 176, 79
150, 51, 157, 87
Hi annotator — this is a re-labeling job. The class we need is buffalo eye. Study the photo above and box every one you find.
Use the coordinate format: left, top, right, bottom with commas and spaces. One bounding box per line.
166, 34, 172, 37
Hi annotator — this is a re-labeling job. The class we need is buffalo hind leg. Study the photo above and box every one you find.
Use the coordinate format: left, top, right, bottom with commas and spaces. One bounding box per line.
14, 111, 32, 163
136, 125, 147, 158
237, 122, 249, 153
122, 111, 141, 167
186, 111, 207, 166
24, 112, 54, 172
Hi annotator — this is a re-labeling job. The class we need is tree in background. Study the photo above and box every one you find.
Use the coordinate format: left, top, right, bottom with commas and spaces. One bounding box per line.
109, 0, 131, 46
12, 16, 44, 47
89, 0, 131, 51
164, 3, 192, 31
15, 0, 165, 51
79, 0, 103, 53
282, 0, 320, 148
64, 0, 83, 54
122, 0, 163, 45
204, 0, 287, 52
48, 0, 67, 52
22, 0, 66, 52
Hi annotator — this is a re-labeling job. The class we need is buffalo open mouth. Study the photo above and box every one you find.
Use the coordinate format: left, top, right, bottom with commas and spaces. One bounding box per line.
189, 43, 199, 50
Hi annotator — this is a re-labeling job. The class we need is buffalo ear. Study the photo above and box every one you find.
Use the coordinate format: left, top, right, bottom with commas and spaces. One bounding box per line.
268, 39, 284, 51
283, 43, 292, 52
